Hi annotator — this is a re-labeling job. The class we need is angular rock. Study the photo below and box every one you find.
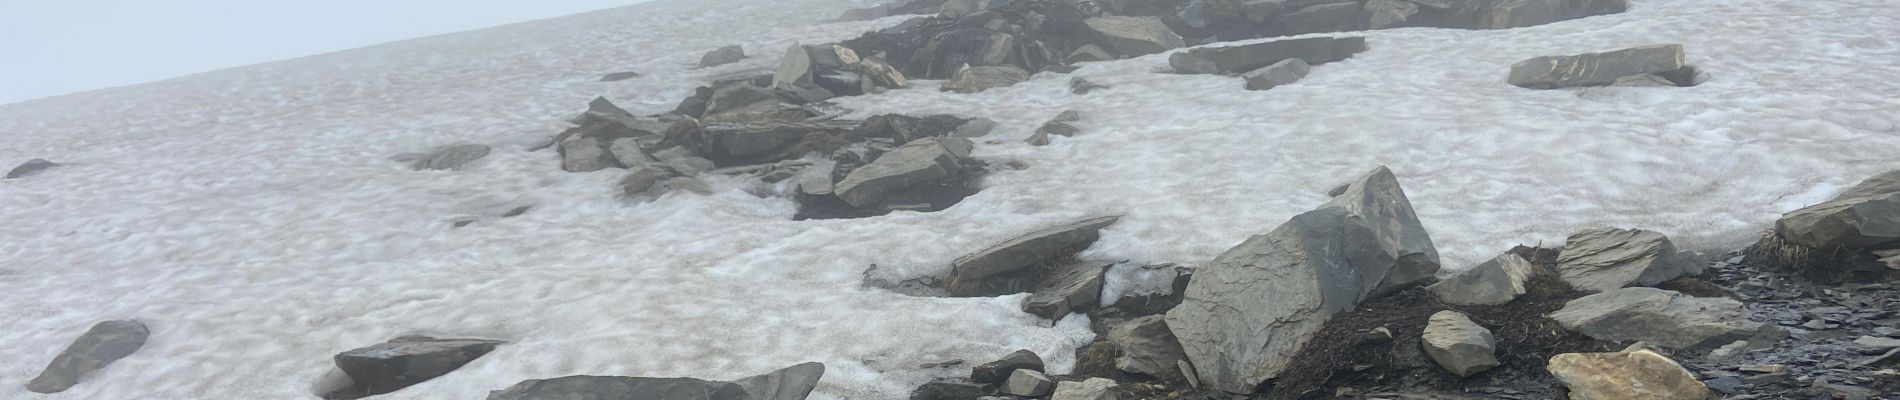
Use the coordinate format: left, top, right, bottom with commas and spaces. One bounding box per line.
1083, 16, 1186, 58
486, 376, 748, 400
1023, 262, 1106, 319
652, 146, 715, 176
335, 336, 505, 397
914, 29, 1018, 80
973, 350, 1045, 384
412, 144, 491, 171
1241, 58, 1310, 91
1775, 170, 1900, 249
1070, 77, 1110, 94
1109, 315, 1189, 381
6, 158, 58, 179
1508, 44, 1686, 89
1421, 311, 1499, 377
1658, 65, 1709, 87
621, 167, 678, 199
702, 121, 854, 161
1000, 370, 1054, 397
1279, 2, 1363, 35
772, 44, 816, 91
1427, 253, 1539, 305
1051, 377, 1119, 400
599, 71, 643, 82
1365, 0, 1420, 29
1480, 0, 1629, 30
954, 118, 997, 138
1166, 166, 1437, 393
941, 64, 1031, 94
1556, 228, 1700, 293
947, 216, 1122, 296
1026, 130, 1053, 146
1169, 36, 1367, 75
1068, 44, 1117, 63
860, 56, 912, 91
1550, 287, 1757, 349
731, 362, 825, 400
674, 87, 715, 118
1547, 350, 1712, 400
706, 85, 783, 116
26, 320, 149, 394
700, 45, 747, 68
560, 138, 612, 172
911, 381, 995, 400
832, 137, 971, 208
1855, 336, 1900, 354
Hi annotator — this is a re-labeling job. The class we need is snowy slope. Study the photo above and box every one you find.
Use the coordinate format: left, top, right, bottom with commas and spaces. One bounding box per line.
2, 0, 1897, 398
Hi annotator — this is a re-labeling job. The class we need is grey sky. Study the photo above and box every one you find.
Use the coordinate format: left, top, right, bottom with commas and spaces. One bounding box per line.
0, 0, 649, 105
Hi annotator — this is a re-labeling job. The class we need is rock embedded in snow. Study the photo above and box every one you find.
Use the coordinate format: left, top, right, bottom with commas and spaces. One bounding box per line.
1166, 166, 1438, 393
833, 137, 973, 208
1420, 311, 1500, 377
412, 144, 492, 171
599, 71, 643, 82
1555, 228, 1701, 293
1508, 44, 1687, 89
910, 381, 995, 400
1083, 16, 1186, 58
486, 362, 821, 400
333, 336, 505, 398
941, 64, 1031, 94
1773, 170, 1900, 250
1109, 315, 1190, 381
1169, 36, 1366, 75
1612, 74, 1678, 87
620, 167, 678, 199
947, 216, 1122, 297
1547, 350, 1711, 400
1000, 369, 1055, 397
953, 117, 997, 138
26, 320, 149, 394
6, 158, 59, 179
859, 56, 912, 92
559, 137, 613, 172
1427, 252, 1540, 305
1549, 287, 1758, 349
1279, 2, 1364, 35
1068, 44, 1117, 64
972, 349, 1045, 384
1051, 377, 1119, 400
1070, 77, 1110, 94
700, 45, 747, 68
1241, 58, 1310, 91
730, 362, 826, 400
1023, 262, 1107, 319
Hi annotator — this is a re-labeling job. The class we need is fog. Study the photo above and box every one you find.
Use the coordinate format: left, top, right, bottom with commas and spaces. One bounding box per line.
0, 0, 650, 104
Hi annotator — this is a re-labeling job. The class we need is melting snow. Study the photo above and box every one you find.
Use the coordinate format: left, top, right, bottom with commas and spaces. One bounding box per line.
2, 0, 1898, 398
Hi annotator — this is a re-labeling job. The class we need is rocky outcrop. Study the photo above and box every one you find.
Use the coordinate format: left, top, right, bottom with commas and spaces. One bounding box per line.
1166, 166, 1438, 393
1241, 58, 1309, 91
1001, 370, 1055, 397
1170, 36, 1367, 75
1555, 228, 1702, 293
1427, 252, 1540, 305
26, 320, 149, 394
1083, 16, 1186, 57
1774, 170, 1900, 250
1023, 262, 1107, 319
1051, 377, 1119, 400
486, 362, 823, 400
7, 158, 59, 179
700, 45, 747, 68
1420, 311, 1499, 377
941, 65, 1031, 94
413, 144, 492, 171
1547, 349, 1712, 400
1508, 44, 1687, 89
947, 216, 1122, 296
972, 350, 1045, 384
1549, 287, 1758, 349
1108, 315, 1190, 381
333, 336, 505, 398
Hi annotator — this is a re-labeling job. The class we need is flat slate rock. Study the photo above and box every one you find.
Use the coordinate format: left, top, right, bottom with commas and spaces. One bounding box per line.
1555, 227, 1700, 293
1427, 252, 1540, 305
334, 336, 505, 398
1082, 16, 1186, 58
1171, 36, 1367, 75
413, 144, 492, 171
1549, 287, 1758, 349
947, 216, 1122, 297
6, 158, 58, 179
971, 349, 1044, 384
487, 362, 823, 400
1508, 44, 1686, 89
27, 320, 150, 394
1775, 170, 1900, 249
1547, 349, 1711, 400
834, 137, 973, 208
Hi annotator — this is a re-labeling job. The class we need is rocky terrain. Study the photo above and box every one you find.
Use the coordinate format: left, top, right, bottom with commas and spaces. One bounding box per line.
4, 0, 1898, 399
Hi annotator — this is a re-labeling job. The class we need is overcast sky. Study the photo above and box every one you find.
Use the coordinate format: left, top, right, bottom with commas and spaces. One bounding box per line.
0, 0, 650, 105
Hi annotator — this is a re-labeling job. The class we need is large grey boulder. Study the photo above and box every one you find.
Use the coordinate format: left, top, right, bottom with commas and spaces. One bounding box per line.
1169, 36, 1367, 75
1240, 58, 1310, 91
947, 216, 1122, 296
1549, 287, 1758, 349
486, 362, 822, 400
1023, 262, 1106, 319
700, 45, 747, 68
1109, 315, 1189, 381
335, 336, 505, 397
1051, 378, 1119, 400
1774, 170, 1900, 249
834, 137, 972, 208
413, 144, 492, 171
1000, 370, 1055, 397
1555, 228, 1701, 293
1166, 166, 1437, 393
941, 64, 1031, 94
1427, 253, 1540, 305
26, 320, 149, 394
1420, 311, 1499, 377
1547, 350, 1711, 400
1508, 44, 1685, 89
971, 349, 1045, 384
1083, 16, 1186, 58
6, 158, 58, 179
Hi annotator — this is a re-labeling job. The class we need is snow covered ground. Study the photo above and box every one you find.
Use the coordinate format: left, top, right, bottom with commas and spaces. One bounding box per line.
2, 0, 1897, 398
